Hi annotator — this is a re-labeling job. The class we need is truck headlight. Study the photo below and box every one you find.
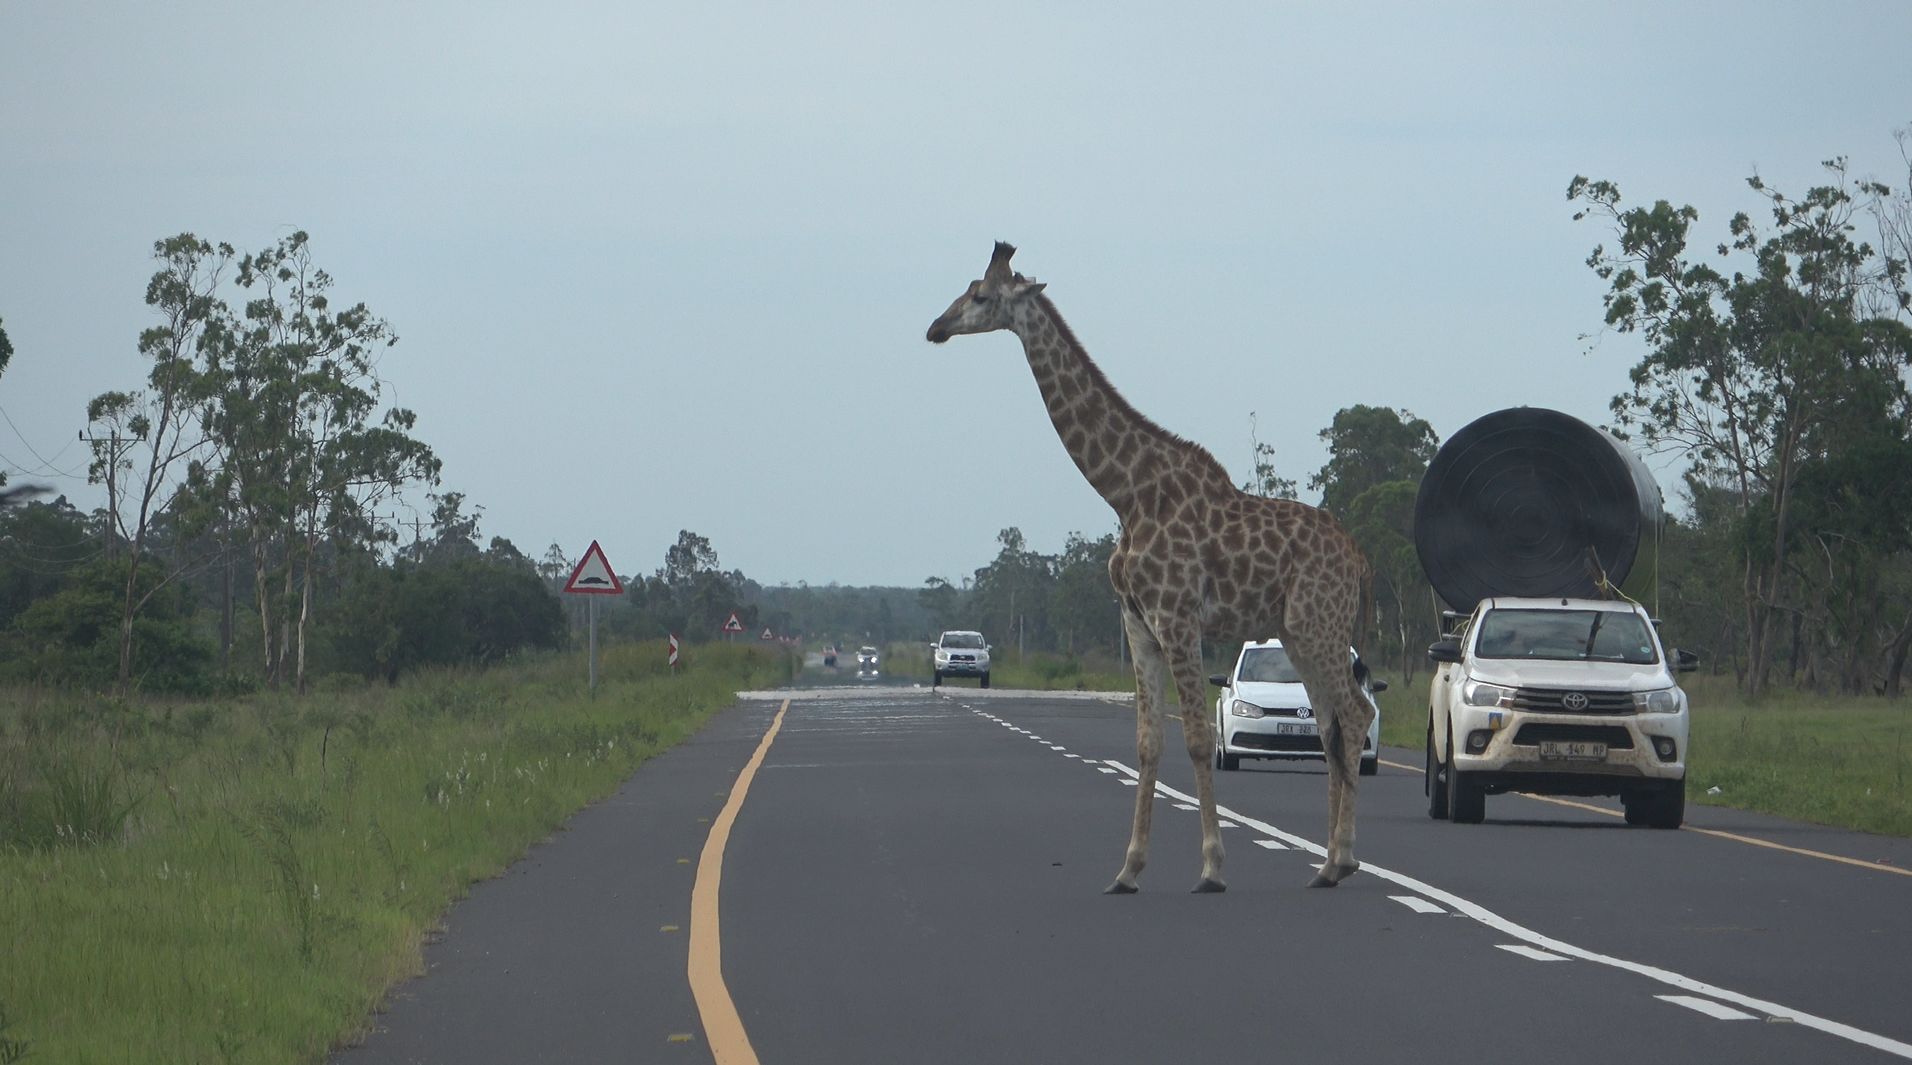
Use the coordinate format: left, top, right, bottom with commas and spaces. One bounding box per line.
1633, 687, 1682, 713
1229, 700, 1265, 719
1461, 680, 1512, 708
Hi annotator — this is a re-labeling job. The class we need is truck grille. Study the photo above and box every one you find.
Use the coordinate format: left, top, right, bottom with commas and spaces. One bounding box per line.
1511, 687, 1633, 714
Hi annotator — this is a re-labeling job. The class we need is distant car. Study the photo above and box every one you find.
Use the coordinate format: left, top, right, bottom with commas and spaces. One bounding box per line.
1209, 639, 1384, 775
931, 630, 991, 688
856, 646, 879, 677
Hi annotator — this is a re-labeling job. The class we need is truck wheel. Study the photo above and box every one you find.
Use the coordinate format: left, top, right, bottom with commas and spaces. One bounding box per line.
1426, 726, 1450, 820
1447, 739, 1486, 824
932, 670, 942, 687
1645, 780, 1685, 829
980, 672, 990, 688
1359, 756, 1378, 777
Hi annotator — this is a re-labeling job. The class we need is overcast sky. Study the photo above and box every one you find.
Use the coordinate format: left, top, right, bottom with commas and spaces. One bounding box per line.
3, 2, 1910, 588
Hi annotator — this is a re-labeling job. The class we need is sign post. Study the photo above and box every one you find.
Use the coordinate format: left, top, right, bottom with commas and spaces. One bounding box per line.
563, 540, 624, 696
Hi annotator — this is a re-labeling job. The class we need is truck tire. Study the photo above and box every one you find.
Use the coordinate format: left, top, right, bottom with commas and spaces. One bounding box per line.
1426, 726, 1450, 820
1447, 741, 1486, 824
1627, 780, 1685, 829
981, 672, 990, 688
932, 670, 942, 687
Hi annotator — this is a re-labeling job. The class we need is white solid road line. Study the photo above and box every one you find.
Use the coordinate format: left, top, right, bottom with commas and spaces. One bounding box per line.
1658, 995, 1760, 1021
1497, 944, 1569, 962
1103, 759, 1912, 1061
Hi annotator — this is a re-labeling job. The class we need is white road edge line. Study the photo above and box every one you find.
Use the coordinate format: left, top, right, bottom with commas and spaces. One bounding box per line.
1658, 995, 1759, 1021
1102, 760, 1911, 1061
1253, 839, 1288, 850
1498, 944, 1568, 962
1391, 895, 1446, 915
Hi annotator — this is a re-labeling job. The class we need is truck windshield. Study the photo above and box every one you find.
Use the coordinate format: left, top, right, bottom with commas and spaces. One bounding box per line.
1236, 646, 1303, 683
1475, 609, 1658, 664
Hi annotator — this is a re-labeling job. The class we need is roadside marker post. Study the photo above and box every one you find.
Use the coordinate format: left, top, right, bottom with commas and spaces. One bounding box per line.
668, 632, 681, 675
563, 540, 624, 696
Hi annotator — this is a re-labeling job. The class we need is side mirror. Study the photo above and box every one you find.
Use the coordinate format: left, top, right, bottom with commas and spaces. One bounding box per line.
1427, 639, 1463, 665
1369, 678, 1389, 694
1673, 648, 1699, 673
1207, 672, 1231, 688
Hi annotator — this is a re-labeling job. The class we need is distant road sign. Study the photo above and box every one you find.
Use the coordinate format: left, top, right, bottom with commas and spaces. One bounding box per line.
760, 627, 774, 641
667, 633, 680, 666
722, 612, 745, 633
563, 541, 623, 595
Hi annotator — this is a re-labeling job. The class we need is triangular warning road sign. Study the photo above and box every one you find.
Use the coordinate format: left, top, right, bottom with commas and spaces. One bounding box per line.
759, 627, 774, 641
563, 540, 624, 595
722, 612, 745, 633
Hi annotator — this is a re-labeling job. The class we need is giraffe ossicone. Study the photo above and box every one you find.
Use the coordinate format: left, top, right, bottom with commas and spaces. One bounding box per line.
927, 243, 1376, 893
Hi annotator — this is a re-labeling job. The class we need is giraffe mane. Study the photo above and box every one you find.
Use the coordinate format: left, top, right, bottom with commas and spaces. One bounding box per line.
1033, 292, 1233, 485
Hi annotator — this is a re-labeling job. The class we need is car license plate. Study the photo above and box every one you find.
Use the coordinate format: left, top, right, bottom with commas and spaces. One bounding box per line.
1539, 741, 1607, 762
1274, 722, 1317, 736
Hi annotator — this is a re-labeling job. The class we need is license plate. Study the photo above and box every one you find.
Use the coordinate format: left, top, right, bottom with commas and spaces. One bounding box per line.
1539, 741, 1607, 762
1274, 721, 1317, 736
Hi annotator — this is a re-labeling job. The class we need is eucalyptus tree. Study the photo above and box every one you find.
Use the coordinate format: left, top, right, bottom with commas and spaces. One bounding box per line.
207, 231, 439, 690
1571, 159, 1912, 694
82, 235, 231, 691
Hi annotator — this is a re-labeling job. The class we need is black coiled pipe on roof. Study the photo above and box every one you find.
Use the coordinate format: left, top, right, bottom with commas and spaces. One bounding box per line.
1413, 407, 1663, 613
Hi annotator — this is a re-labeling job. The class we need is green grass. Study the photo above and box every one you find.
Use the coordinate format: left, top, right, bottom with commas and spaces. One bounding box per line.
0, 642, 791, 1065
1369, 669, 1912, 837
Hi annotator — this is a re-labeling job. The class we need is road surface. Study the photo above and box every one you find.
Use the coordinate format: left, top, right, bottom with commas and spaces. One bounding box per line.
335, 685, 1912, 1064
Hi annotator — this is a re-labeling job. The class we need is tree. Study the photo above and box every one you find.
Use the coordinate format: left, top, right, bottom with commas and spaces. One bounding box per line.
918, 577, 960, 635
83, 235, 230, 692
1570, 159, 1912, 694
1309, 405, 1438, 515
1050, 530, 1121, 657
969, 527, 1056, 655
0, 315, 47, 507
208, 230, 440, 691
1239, 412, 1298, 499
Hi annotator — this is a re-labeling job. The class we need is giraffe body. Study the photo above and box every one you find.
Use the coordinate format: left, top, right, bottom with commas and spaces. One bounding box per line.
927, 243, 1375, 892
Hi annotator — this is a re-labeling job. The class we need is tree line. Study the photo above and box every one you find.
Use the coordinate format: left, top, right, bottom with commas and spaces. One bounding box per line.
4, 135, 1907, 698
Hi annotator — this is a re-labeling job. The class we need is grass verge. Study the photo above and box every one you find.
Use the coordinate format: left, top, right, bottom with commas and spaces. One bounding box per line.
0, 642, 790, 1065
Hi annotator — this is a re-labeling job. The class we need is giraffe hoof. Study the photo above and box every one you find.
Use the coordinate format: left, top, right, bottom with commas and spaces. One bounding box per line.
1103, 880, 1139, 895
1307, 862, 1359, 888
1190, 878, 1227, 894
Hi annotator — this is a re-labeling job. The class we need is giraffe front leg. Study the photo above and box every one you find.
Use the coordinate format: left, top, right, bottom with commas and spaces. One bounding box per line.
1107, 611, 1166, 894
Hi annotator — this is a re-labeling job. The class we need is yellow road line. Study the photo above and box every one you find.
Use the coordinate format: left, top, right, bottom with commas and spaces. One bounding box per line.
688, 698, 788, 1064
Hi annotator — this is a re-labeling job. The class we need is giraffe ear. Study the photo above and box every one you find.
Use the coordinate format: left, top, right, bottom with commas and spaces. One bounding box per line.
1014, 279, 1047, 298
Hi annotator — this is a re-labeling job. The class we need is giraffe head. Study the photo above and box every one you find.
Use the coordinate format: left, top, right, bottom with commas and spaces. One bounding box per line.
925, 241, 1047, 344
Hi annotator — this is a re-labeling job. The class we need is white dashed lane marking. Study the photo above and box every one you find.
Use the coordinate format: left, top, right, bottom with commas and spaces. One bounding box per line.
1391, 895, 1447, 915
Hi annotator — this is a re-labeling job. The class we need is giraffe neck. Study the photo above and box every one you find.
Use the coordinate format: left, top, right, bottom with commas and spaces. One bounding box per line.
1008, 294, 1223, 515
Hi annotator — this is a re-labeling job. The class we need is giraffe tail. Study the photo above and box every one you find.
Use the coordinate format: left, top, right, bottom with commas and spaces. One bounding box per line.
1351, 556, 1376, 686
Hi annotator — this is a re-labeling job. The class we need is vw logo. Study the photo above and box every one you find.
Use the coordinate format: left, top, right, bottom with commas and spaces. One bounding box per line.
1561, 691, 1590, 711
1296, 706, 1312, 719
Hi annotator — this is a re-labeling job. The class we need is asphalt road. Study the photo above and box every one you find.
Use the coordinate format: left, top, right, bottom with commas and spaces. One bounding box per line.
336, 684, 1912, 1064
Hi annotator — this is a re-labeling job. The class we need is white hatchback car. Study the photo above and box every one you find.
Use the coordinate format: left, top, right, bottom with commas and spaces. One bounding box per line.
1209, 639, 1384, 775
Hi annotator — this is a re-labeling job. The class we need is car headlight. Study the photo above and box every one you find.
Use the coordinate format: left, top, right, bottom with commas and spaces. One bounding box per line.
1229, 699, 1265, 719
1633, 687, 1682, 713
1462, 680, 1513, 708
935, 651, 948, 662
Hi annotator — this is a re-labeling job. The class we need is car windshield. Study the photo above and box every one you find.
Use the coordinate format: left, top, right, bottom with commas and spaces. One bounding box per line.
1235, 646, 1302, 683
942, 633, 984, 649
1475, 608, 1658, 664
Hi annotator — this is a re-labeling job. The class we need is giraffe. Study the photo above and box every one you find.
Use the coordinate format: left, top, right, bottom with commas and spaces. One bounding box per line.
926, 242, 1375, 893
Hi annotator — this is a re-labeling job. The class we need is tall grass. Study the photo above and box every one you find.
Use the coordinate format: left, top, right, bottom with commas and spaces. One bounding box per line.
0, 642, 790, 1065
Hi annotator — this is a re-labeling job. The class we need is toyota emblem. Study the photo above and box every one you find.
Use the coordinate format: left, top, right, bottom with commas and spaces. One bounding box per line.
1296, 706, 1312, 719
1561, 691, 1589, 711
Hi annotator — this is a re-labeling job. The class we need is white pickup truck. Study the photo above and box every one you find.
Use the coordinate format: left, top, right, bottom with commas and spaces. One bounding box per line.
1425, 596, 1697, 828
